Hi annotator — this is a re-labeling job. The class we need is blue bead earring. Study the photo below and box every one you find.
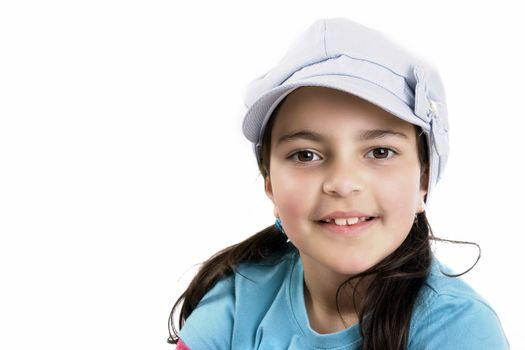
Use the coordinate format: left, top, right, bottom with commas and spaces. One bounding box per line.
274, 217, 287, 239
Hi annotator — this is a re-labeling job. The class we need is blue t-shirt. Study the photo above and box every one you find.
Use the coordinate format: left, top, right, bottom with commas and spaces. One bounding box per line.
179, 244, 509, 349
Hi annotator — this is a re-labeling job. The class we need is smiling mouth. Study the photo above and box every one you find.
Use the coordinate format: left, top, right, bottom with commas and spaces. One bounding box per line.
317, 217, 375, 226
316, 216, 378, 235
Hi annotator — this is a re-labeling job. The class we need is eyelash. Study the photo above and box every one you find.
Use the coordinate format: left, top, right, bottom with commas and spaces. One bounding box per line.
288, 147, 398, 163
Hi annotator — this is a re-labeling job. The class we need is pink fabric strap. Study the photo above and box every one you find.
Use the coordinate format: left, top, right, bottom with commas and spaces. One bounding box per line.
175, 339, 190, 350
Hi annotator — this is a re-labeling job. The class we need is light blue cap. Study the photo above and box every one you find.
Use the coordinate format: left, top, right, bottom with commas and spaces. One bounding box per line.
241, 17, 450, 204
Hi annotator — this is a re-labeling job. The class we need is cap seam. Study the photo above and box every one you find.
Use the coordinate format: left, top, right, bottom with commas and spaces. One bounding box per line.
281, 54, 412, 97
322, 19, 328, 57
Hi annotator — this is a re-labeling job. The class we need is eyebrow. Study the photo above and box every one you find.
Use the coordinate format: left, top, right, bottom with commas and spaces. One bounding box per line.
276, 129, 409, 146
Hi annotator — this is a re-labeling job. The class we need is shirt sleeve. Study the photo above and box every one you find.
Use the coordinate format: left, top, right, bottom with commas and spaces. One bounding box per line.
177, 275, 235, 350
409, 293, 510, 349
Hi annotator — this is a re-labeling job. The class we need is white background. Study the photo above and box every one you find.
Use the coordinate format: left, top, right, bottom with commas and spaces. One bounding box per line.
1, 1, 522, 348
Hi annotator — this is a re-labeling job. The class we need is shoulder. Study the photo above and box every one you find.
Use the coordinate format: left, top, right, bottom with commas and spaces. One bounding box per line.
178, 244, 298, 350
409, 257, 510, 349
177, 272, 235, 350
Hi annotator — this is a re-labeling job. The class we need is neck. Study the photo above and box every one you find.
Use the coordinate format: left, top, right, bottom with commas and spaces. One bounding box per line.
300, 254, 372, 333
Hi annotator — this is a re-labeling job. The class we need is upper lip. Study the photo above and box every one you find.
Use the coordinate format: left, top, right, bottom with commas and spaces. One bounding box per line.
319, 211, 375, 221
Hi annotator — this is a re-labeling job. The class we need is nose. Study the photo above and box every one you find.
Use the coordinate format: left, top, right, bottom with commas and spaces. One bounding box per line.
322, 157, 364, 197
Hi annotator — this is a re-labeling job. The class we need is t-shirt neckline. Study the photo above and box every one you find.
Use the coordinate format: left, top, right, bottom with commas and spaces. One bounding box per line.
287, 249, 363, 348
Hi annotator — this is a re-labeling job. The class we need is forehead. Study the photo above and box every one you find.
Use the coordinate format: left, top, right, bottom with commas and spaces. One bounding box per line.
271, 86, 415, 138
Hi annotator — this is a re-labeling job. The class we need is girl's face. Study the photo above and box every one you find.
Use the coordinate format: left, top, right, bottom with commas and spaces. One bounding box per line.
265, 86, 428, 278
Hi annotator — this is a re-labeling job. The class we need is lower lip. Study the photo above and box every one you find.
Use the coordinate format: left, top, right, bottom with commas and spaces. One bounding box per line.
317, 217, 378, 236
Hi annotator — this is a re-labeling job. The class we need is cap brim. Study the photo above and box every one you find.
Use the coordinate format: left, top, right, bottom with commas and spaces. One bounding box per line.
242, 74, 429, 144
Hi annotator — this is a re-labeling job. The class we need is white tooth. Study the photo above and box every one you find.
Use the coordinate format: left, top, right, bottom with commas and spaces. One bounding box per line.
346, 217, 359, 225
333, 217, 362, 225
334, 218, 347, 226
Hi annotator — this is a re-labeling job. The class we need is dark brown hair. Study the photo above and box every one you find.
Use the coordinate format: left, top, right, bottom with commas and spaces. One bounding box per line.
167, 93, 480, 349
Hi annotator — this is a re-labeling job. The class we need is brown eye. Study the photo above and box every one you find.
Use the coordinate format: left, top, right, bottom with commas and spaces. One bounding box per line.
290, 150, 321, 163
367, 147, 396, 160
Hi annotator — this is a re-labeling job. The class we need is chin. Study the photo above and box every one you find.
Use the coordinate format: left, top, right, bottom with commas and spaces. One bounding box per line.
328, 257, 379, 277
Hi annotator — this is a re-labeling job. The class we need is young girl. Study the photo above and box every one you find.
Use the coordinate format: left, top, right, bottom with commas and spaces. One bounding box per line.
168, 17, 509, 349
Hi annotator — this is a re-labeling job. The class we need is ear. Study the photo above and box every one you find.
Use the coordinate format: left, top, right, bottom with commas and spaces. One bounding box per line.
264, 176, 274, 201
419, 165, 429, 209
265, 176, 280, 218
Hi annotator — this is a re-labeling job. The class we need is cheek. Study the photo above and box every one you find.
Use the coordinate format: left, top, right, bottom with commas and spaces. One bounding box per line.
271, 169, 317, 218
376, 166, 421, 218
